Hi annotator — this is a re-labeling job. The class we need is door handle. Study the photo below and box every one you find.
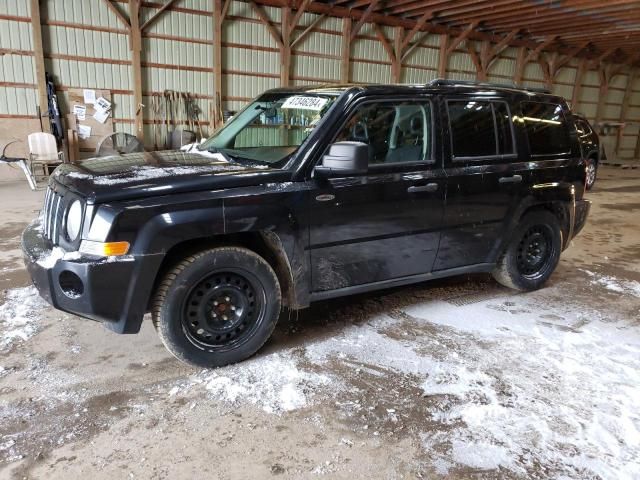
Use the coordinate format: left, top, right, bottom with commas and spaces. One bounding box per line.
407, 183, 439, 193
499, 174, 523, 184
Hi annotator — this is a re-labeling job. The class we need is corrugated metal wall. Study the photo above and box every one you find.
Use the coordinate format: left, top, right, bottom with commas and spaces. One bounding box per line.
1, 0, 639, 160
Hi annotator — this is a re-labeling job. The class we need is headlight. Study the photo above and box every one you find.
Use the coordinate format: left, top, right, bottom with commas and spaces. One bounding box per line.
65, 200, 83, 241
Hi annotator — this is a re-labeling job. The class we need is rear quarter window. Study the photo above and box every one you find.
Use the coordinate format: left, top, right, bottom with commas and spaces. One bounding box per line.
521, 102, 572, 156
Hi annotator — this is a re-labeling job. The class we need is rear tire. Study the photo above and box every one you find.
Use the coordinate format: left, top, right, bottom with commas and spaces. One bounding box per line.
585, 157, 597, 190
152, 247, 281, 368
492, 211, 562, 291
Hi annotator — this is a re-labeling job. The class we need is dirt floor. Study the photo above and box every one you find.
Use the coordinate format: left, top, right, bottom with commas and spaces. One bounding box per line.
0, 167, 639, 480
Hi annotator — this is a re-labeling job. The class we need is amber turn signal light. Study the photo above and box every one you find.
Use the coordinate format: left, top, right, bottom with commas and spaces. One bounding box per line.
79, 240, 130, 257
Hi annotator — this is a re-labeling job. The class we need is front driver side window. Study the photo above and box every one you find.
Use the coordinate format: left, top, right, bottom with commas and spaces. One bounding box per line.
335, 101, 431, 165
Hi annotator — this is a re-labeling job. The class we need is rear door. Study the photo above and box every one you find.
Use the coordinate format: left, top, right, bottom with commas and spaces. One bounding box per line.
308, 96, 446, 292
434, 96, 527, 271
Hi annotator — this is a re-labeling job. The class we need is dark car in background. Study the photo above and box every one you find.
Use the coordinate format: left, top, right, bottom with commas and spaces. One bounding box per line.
22, 80, 591, 368
574, 113, 604, 189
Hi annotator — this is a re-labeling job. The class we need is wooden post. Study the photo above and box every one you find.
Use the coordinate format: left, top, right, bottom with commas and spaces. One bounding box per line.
514, 46, 526, 86
393, 26, 403, 83
341, 17, 351, 83
30, 0, 50, 133
438, 34, 448, 78
128, 0, 144, 142
280, 6, 291, 87
571, 58, 587, 111
213, 0, 224, 129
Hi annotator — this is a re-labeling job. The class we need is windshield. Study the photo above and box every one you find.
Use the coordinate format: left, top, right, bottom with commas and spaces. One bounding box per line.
199, 92, 339, 165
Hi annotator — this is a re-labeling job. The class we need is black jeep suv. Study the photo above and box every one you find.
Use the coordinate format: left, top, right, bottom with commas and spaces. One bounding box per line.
22, 80, 591, 368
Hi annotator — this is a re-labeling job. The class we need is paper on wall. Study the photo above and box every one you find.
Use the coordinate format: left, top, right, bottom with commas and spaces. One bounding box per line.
93, 109, 110, 124
78, 125, 92, 139
94, 96, 112, 114
73, 105, 86, 120
83, 89, 96, 104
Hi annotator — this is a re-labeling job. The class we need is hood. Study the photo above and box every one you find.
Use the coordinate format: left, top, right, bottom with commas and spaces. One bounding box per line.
52, 150, 288, 203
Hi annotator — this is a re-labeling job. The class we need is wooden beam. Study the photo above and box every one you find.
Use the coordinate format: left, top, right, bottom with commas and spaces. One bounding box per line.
288, 0, 312, 37
30, 0, 50, 133
446, 22, 477, 55
401, 30, 428, 61
249, 1, 283, 48
514, 46, 526, 86
341, 17, 351, 83
221, 0, 231, 22
466, 42, 485, 81
373, 24, 396, 64
393, 26, 403, 82
552, 40, 590, 73
141, 0, 179, 31
350, 0, 379, 42
280, 6, 291, 87
400, 9, 433, 53
438, 33, 449, 78
571, 58, 587, 111
212, 0, 224, 129
101, 0, 131, 30
488, 29, 519, 63
290, 13, 326, 49
128, 0, 144, 141
524, 35, 557, 63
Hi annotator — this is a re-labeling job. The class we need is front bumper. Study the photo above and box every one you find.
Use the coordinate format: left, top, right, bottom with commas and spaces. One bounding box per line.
22, 220, 161, 334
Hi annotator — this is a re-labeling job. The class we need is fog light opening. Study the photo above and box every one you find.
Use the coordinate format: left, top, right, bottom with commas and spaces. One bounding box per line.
59, 270, 84, 299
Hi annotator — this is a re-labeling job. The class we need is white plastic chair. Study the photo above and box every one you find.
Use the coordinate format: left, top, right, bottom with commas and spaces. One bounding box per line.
28, 132, 63, 182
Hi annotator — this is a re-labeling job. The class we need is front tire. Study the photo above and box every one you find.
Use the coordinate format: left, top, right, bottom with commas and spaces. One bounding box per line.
492, 211, 562, 291
152, 247, 281, 368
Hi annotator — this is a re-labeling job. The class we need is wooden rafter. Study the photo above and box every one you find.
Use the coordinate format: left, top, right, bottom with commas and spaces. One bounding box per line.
289, 0, 312, 37
249, 1, 284, 47
400, 10, 433, 53
350, 0, 380, 42
446, 22, 478, 55
141, 0, 180, 31
101, 0, 131, 29
290, 13, 327, 49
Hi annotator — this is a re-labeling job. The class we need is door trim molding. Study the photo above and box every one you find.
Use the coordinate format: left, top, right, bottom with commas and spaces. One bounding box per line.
309, 263, 494, 301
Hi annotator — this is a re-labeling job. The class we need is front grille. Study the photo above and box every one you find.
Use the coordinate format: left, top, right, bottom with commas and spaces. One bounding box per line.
42, 186, 65, 245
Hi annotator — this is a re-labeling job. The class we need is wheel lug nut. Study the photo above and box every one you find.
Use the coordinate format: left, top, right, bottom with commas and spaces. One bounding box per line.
231, 306, 236, 311
222, 315, 228, 321
213, 301, 218, 306
225, 297, 230, 302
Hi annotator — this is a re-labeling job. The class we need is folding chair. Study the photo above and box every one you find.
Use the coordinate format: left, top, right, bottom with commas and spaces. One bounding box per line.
1, 141, 37, 190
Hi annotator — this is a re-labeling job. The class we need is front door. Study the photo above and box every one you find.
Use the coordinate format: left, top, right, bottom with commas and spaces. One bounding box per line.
308, 98, 446, 292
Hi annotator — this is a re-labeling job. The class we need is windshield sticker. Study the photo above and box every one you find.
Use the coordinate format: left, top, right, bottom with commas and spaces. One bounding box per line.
281, 96, 328, 111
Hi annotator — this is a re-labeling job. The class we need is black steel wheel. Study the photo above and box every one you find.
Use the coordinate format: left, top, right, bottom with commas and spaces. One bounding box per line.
492, 210, 562, 291
515, 225, 554, 279
182, 270, 265, 352
153, 247, 281, 368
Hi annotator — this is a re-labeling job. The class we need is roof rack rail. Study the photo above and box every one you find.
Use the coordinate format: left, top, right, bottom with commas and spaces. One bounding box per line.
428, 78, 551, 94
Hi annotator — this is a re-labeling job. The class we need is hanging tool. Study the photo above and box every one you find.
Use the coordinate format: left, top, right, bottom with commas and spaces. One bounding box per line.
151, 94, 160, 150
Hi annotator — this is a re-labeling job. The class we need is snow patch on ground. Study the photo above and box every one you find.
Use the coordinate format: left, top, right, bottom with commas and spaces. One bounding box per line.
407, 291, 640, 479
582, 269, 640, 297
176, 353, 333, 414
0, 286, 48, 351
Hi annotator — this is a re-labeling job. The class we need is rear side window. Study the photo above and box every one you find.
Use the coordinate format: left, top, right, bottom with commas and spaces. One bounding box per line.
521, 102, 572, 156
447, 100, 515, 159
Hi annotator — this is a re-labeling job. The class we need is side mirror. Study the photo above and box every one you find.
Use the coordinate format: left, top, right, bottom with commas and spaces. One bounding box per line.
314, 141, 369, 177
